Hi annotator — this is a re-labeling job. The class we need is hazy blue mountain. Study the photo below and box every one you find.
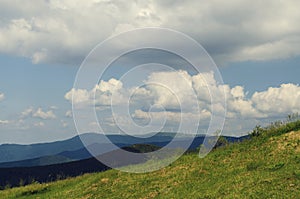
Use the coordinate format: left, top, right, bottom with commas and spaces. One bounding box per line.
0, 132, 174, 163
0, 155, 73, 168
0, 142, 158, 168
0, 133, 114, 163
0, 135, 85, 163
0, 132, 248, 167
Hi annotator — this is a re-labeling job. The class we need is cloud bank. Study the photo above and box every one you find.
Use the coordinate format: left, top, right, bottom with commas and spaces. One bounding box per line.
1, 0, 300, 65
65, 70, 300, 134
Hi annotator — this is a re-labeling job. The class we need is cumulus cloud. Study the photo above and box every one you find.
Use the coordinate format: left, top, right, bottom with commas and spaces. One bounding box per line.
21, 107, 56, 119
252, 83, 300, 116
132, 70, 197, 111
66, 70, 203, 110
66, 70, 300, 132
0, 0, 300, 65
64, 88, 90, 105
65, 78, 124, 106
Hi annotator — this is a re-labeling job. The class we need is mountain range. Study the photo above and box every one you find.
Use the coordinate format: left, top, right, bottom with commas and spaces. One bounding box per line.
0, 133, 247, 168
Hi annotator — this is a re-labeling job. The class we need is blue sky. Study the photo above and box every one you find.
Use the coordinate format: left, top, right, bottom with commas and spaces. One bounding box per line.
1, 53, 299, 144
0, 0, 300, 144
0, 54, 77, 143
220, 58, 300, 94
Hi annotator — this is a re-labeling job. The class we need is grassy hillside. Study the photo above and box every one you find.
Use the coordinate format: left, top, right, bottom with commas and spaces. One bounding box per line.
1, 120, 300, 198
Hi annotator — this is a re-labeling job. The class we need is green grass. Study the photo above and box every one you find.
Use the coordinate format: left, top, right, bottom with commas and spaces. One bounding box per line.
1, 120, 300, 198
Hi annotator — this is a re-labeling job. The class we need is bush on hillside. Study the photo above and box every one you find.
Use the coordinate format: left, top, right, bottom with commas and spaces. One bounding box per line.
249, 113, 300, 138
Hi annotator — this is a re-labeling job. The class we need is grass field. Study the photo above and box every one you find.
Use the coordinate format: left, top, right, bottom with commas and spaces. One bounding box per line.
1, 119, 300, 198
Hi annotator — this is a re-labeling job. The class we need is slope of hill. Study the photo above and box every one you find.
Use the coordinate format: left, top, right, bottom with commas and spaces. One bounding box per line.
1, 120, 299, 198
0, 144, 161, 188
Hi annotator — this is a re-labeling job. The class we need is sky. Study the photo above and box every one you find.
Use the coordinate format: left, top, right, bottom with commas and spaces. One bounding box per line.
0, 0, 300, 144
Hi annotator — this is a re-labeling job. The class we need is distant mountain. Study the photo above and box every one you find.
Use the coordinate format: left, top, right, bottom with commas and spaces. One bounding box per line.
57, 146, 92, 160
0, 133, 248, 168
0, 135, 86, 163
0, 132, 175, 163
0, 142, 127, 168
0, 155, 73, 168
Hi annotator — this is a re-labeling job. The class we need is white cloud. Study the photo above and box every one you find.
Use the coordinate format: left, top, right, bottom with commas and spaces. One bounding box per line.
65, 88, 90, 105
0, 92, 4, 101
65, 110, 72, 118
231, 86, 245, 99
33, 108, 56, 119
65, 78, 124, 106
135, 70, 197, 110
94, 78, 125, 106
228, 95, 264, 118
34, 121, 45, 127
0, 120, 10, 125
95, 78, 123, 93
21, 107, 56, 119
21, 107, 34, 118
1, 0, 300, 65
61, 120, 68, 128
66, 70, 300, 134
0, 118, 33, 132
252, 83, 300, 116
50, 106, 58, 110
132, 109, 211, 126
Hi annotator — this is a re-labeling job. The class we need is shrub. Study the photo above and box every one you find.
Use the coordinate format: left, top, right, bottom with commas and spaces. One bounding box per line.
213, 136, 229, 149
249, 125, 265, 137
248, 113, 300, 138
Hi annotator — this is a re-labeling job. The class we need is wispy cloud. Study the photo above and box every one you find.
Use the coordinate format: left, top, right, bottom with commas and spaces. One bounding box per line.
65, 110, 72, 118
33, 121, 45, 127
0, 92, 4, 101
0, 120, 10, 125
